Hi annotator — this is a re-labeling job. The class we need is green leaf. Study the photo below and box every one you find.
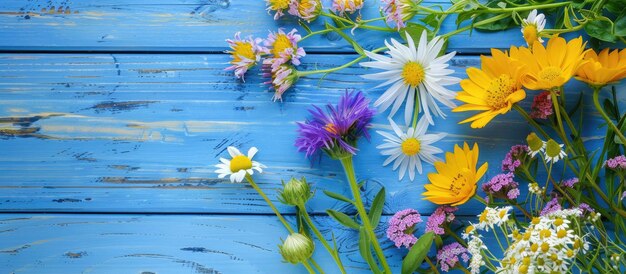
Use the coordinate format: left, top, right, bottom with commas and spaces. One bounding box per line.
420, 13, 440, 29
474, 13, 515, 31
298, 21, 313, 34
604, 98, 618, 120
358, 227, 382, 274
368, 187, 385, 228
605, 0, 626, 14
400, 23, 429, 46
402, 232, 435, 274
614, 13, 626, 37
584, 18, 616, 42
323, 190, 354, 204
327, 209, 359, 229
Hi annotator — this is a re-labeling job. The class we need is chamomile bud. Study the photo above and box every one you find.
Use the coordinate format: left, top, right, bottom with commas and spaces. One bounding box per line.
278, 177, 312, 206
544, 139, 566, 163
526, 132, 545, 157
279, 233, 314, 264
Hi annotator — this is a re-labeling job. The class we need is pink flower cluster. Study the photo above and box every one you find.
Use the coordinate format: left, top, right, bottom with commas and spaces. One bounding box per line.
540, 197, 562, 216
501, 144, 529, 172
425, 206, 457, 235
482, 172, 520, 200
605, 155, 626, 170
387, 208, 422, 249
530, 91, 554, 119
436, 242, 469, 272
561, 177, 579, 188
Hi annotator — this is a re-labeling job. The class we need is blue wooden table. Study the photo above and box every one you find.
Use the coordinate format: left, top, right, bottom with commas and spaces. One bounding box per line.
0, 1, 624, 273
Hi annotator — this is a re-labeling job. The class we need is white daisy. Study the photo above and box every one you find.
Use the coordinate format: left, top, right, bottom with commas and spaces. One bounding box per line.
543, 139, 566, 164
526, 132, 545, 158
360, 31, 459, 126
521, 9, 546, 46
215, 146, 265, 183
376, 117, 446, 181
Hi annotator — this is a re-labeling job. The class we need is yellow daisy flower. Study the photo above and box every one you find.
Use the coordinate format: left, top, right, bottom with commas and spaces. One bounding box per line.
423, 142, 488, 206
575, 48, 626, 87
510, 36, 587, 90
453, 49, 527, 128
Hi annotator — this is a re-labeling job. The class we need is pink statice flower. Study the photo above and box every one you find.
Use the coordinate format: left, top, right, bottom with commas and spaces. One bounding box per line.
561, 177, 579, 188
482, 172, 520, 200
502, 144, 529, 172
577, 203, 594, 216
225, 32, 268, 81
387, 208, 422, 249
436, 242, 469, 272
425, 206, 457, 235
605, 155, 626, 170
263, 28, 306, 71
530, 91, 553, 119
381, 0, 415, 30
288, 0, 321, 22
263, 63, 297, 101
332, 0, 363, 15
540, 197, 562, 216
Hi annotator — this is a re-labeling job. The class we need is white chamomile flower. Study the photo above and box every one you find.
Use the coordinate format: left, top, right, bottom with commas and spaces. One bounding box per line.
543, 139, 566, 164
526, 132, 545, 158
215, 146, 265, 183
376, 117, 446, 181
521, 9, 546, 46
360, 31, 459, 125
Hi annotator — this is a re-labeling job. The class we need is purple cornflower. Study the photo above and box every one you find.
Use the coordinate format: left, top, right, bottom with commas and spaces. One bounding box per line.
482, 172, 520, 200
530, 91, 553, 119
561, 177, 579, 188
295, 91, 375, 159
605, 155, 626, 170
502, 145, 529, 172
436, 242, 469, 272
425, 206, 457, 235
540, 197, 562, 216
387, 208, 422, 249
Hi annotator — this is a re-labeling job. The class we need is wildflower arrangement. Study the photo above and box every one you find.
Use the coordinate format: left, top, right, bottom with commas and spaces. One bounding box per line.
217, 1, 626, 273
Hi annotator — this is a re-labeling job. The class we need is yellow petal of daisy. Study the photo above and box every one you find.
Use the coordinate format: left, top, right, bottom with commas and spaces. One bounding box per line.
575, 48, 626, 86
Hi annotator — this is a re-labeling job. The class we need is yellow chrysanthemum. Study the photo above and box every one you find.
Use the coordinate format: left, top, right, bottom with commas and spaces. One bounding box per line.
510, 36, 587, 90
423, 142, 488, 206
453, 49, 527, 128
575, 48, 626, 86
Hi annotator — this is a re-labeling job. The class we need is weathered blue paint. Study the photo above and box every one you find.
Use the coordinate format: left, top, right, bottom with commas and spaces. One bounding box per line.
0, 1, 624, 273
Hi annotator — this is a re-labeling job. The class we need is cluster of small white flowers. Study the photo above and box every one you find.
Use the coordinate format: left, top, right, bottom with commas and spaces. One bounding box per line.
474, 206, 512, 231
528, 182, 544, 194
587, 212, 601, 223
498, 209, 589, 274
467, 234, 487, 274
610, 253, 621, 270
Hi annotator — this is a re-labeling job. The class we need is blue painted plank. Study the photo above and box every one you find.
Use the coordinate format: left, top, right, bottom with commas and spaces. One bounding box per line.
0, 0, 529, 53
0, 53, 623, 215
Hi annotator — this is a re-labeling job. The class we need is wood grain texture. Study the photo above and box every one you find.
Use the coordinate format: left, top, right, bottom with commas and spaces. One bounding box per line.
0, 214, 425, 273
0, 53, 622, 215
0, 0, 529, 53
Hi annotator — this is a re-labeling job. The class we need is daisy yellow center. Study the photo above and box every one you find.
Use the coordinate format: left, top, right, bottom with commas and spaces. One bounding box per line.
522, 25, 538, 45
231, 41, 255, 64
538, 66, 562, 83
324, 123, 339, 135
486, 74, 516, 109
299, 0, 315, 13
272, 34, 294, 57
401, 138, 421, 156
269, 0, 290, 10
230, 155, 252, 172
402, 61, 425, 86
479, 210, 488, 223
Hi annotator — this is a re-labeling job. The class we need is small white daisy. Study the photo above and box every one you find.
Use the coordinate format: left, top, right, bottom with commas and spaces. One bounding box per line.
215, 146, 265, 183
526, 132, 545, 158
361, 31, 459, 126
376, 117, 446, 181
521, 9, 546, 46
543, 139, 566, 164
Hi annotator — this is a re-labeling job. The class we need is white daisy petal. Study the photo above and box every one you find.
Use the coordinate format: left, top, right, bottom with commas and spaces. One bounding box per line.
247, 147, 258, 159
227, 146, 241, 157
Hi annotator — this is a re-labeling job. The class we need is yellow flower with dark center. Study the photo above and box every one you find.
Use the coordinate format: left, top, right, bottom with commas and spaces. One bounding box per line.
423, 142, 488, 206
575, 48, 626, 86
510, 36, 587, 90
453, 49, 527, 128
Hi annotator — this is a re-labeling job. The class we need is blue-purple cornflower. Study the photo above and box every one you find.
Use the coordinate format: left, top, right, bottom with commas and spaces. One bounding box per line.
295, 91, 375, 159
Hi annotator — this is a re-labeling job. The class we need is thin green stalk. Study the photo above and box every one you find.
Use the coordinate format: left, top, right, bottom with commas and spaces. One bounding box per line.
297, 46, 387, 77
444, 226, 467, 247
550, 89, 574, 149
320, 11, 353, 25
302, 261, 316, 274
246, 174, 295, 234
412, 92, 420, 128
513, 104, 550, 139
441, 13, 510, 39
340, 157, 392, 274
310, 258, 324, 274
592, 86, 626, 145
425, 257, 441, 274
298, 205, 347, 274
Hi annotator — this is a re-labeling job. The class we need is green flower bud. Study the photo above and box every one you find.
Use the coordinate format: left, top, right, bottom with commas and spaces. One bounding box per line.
279, 233, 314, 264
278, 177, 312, 206
526, 132, 545, 157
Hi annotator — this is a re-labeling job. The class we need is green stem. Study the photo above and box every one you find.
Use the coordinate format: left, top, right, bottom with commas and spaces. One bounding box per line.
302, 261, 316, 274
513, 104, 550, 139
297, 46, 387, 77
412, 92, 420, 128
298, 205, 347, 274
340, 157, 391, 274
444, 226, 467, 247
592, 86, 626, 145
320, 11, 353, 25
245, 175, 295, 234
425, 257, 440, 274
550, 89, 574, 149
441, 13, 510, 39
310, 258, 324, 274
